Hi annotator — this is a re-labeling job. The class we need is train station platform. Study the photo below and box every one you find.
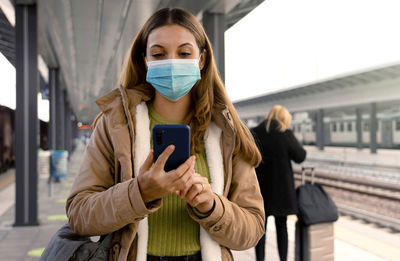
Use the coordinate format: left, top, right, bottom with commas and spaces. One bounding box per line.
304, 145, 400, 170
0, 144, 399, 260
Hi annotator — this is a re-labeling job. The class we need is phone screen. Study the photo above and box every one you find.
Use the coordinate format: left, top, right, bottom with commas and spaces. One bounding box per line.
152, 124, 190, 171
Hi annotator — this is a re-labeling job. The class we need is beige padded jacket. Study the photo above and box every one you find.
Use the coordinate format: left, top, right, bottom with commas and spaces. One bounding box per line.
66, 86, 265, 261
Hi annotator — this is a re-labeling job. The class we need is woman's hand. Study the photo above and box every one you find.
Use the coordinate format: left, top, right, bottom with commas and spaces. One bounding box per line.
179, 173, 216, 214
137, 145, 196, 204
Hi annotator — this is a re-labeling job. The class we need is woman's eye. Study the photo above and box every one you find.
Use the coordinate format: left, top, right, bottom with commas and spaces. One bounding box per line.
151, 53, 164, 58
180, 52, 191, 57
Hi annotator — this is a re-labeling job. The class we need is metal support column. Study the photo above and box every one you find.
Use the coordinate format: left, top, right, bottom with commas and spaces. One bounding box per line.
370, 103, 377, 154
64, 104, 72, 154
48, 68, 58, 150
72, 119, 78, 143
203, 12, 225, 82
316, 109, 324, 150
56, 87, 65, 149
70, 115, 75, 152
356, 108, 362, 149
14, 2, 38, 226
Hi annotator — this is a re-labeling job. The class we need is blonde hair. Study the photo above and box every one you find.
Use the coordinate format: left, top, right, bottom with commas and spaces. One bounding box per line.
119, 8, 261, 166
266, 105, 292, 132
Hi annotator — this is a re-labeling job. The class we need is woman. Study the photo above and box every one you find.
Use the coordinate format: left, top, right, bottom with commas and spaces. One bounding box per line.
66, 8, 265, 261
251, 105, 306, 261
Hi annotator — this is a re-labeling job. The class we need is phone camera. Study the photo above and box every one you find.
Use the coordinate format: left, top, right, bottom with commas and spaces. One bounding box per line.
156, 130, 162, 145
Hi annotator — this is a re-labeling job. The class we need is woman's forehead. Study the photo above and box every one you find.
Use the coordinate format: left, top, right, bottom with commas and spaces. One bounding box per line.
147, 24, 197, 48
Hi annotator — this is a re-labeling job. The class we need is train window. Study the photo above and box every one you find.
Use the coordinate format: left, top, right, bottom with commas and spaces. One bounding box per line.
396, 120, 400, 131
312, 124, 316, 132
298, 125, 301, 132
363, 122, 370, 131
332, 123, 337, 132
347, 122, 352, 132
340, 122, 344, 132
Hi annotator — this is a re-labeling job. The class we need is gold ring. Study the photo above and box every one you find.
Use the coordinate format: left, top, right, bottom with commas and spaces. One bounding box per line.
200, 183, 205, 193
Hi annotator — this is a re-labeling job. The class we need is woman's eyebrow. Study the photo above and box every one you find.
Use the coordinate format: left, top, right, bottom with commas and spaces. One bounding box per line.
149, 43, 194, 49
149, 44, 165, 49
178, 43, 194, 48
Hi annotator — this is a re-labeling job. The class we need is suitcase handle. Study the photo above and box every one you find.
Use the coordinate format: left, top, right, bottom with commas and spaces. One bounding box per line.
301, 166, 315, 185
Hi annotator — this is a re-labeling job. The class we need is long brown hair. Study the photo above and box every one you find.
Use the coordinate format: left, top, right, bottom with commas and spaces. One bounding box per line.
119, 8, 261, 166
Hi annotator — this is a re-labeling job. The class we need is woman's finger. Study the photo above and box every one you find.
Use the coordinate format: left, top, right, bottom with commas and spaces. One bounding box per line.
153, 145, 175, 172
138, 150, 154, 175
185, 182, 206, 202
168, 155, 195, 181
180, 174, 204, 198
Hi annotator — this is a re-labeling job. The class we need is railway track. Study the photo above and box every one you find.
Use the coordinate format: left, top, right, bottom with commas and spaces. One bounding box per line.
293, 165, 400, 232
302, 159, 400, 183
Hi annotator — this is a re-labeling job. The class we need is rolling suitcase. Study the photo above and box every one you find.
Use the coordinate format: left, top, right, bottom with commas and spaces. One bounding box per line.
295, 221, 334, 261
295, 167, 335, 261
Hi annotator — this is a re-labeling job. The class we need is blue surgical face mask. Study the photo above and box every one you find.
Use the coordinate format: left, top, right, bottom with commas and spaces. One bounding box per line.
146, 58, 201, 101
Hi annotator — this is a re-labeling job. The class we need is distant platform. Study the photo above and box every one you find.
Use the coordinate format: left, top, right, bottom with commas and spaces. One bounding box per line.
304, 145, 400, 169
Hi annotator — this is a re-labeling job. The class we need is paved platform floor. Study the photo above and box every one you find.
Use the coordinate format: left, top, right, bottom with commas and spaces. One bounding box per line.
0, 144, 399, 260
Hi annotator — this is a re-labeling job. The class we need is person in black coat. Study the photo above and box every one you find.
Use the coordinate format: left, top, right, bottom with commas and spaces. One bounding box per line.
251, 105, 306, 261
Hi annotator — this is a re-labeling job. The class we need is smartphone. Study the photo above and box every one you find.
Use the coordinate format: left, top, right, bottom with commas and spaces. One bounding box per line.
152, 124, 190, 172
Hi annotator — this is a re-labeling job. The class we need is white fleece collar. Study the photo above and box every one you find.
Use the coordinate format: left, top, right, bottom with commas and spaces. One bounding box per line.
133, 102, 223, 261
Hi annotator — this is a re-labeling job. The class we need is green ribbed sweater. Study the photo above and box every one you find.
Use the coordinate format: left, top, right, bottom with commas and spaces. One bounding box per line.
147, 103, 210, 256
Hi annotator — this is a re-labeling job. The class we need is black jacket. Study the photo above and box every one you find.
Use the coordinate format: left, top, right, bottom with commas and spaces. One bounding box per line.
251, 120, 306, 216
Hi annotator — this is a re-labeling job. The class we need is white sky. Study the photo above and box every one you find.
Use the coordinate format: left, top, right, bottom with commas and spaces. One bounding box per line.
0, 53, 49, 122
225, 0, 400, 102
0, 52, 15, 109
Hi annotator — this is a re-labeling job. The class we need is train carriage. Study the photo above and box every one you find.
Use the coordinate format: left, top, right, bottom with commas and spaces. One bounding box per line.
292, 112, 400, 149
0, 104, 49, 174
0, 105, 15, 172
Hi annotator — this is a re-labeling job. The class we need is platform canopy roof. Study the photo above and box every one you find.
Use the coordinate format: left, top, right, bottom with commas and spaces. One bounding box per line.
233, 63, 400, 119
30, 0, 263, 123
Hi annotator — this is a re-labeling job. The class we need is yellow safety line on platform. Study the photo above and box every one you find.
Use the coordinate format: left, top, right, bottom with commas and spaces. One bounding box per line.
0, 171, 15, 191
61, 190, 70, 195
28, 248, 45, 257
335, 224, 400, 261
47, 214, 68, 221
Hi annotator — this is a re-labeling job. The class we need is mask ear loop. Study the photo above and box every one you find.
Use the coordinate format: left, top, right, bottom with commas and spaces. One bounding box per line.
143, 53, 149, 69
199, 47, 206, 61
198, 50, 204, 69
